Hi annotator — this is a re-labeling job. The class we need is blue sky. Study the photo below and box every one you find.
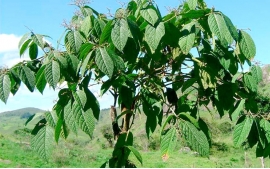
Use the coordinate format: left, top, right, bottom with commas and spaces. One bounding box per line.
0, 0, 270, 112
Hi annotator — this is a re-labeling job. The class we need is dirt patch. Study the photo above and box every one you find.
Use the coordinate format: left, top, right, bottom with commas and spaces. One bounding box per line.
0, 158, 11, 164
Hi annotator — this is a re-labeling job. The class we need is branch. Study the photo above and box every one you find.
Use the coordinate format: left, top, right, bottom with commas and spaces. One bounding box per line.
110, 106, 121, 140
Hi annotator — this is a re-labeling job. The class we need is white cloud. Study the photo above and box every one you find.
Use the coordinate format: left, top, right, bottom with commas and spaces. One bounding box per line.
0, 34, 21, 53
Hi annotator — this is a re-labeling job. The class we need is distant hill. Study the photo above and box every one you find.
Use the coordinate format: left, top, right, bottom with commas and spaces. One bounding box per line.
0, 107, 45, 118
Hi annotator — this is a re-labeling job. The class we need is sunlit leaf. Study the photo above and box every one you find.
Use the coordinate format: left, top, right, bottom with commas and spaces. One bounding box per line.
0, 74, 11, 103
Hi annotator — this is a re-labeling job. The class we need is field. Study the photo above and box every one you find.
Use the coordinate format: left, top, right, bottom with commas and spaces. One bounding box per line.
0, 107, 270, 168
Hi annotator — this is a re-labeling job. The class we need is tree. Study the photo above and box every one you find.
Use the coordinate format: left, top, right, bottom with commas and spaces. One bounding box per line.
0, 0, 269, 167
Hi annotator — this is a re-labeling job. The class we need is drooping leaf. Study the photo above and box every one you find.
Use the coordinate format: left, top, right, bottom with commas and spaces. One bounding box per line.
55, 117, 63, 143
29, 43, 38, 60
251, 65, 263, 84
233, 116, 253, 147
35, 65, 47, 94
83, 87, 100, 120
64, 100, 78, 134
18, 32, 30, 49
94, 18, 106, 37
126, 146, 143, 165
0, 74, 11, 104
180, 121, 209, 157
99, 20, 113, 44
260, 119, 270, 143
31, 125, 54, 160
24, 112, 44, 126
19, 39, 32, 56
231, 99, 245, 122
19, 65, 36, 92
111, 19, 130, 51
31, 33, 45, 48
67, 54, 80, 76
244, 74, 257, 92
208, 13, 233, 46
160, 127, 177, 160
239, 30, 256, 60
140, 8, 159, 26
80, 15, 92, 37
45, 60, 60, 90
65, 30, 83, 54
179, 23, 196, 55
145, 22, 165, 52
95, 47, 114, 78
223, 13, 238, 41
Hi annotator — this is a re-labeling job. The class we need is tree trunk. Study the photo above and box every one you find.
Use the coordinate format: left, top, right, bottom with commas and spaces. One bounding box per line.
260, 157, 265, 168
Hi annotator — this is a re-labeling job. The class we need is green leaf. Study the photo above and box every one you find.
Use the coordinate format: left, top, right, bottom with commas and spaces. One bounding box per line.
72, 91, 95, 137
239, 30, 256, 60
31, 126, 54, 160
81, 51, 92, 76
19, 39, 32, 56
145, 22, 165, 52
160, 114, 175, 134
55, 118, 63, 143
31, 33, 45, 48
18, 32, 30, 49
107, 49, 125, 72
19, 65, 35, 92
180, 121, 209, 157
126, 146, 143, 165
244, 74, 257, 92
111, 19, 130, 51
178, 23, 196, 55
223, 14, 238, 41
45, 111, 57, 128
64, 100, 78, 134
187, 0, 197, 10
83, 87, 100, 120
251, 65, 263, 84
161, 127, 177, 159
140, 8, 159, 26
231, 99, 245, 122
65, 30, 83, 54
95, 47, 114, 78
45, 60, 60, 90
100, 20, 113, 44
80, 16, 92, 37
179, 112, 199, 129
24, 112, 44, 126
35, 65, 47, 94
260, 119, 270, 143
233, 116, 253, 147
29, 43, 38, 60
208, 13, 233, 46
67, 54, 80, 75
94, 19, 106, 37
0, 74, 11, 104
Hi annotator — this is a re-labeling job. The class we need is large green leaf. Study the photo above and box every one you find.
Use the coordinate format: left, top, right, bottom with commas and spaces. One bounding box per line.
29, 43, 38, 60
67, 54, 80, 76
145, 22, 165, 52
160, 127, 177, 159
140, 8, 159, 26
0, 74, 11, 103
208, 13, 233, 46
80, 16, 92, 37
65, 30, 83, 54
239, 30, 256, 60
178, 23, 196, 55
251, 65, 263, 84
64, 100, 78, 134
99, 20, 113, 44
231, 99, 245, 122
244, 74, 257, 92
72, 90, 95, 137
45, 60, 60, 90
94, 19, 106, 37
31, 33, 45, 49
111, 19, 130, 51
19, 39, 32, 56
95, 47, 114, 78
35, 65, 47, 94
233, 116, 253, 147
180, 121, 209, 157
18, 32, 30, 49
260, 119, 270, 142
83, 87, 100, 120
126, 146, 143, 165
31, 126, 54, 160
223, 14, 238, 41
19, 65, 35, 92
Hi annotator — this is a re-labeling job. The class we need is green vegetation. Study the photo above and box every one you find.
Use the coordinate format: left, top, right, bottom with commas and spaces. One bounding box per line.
1, 108, 270, 167
0, 0, 270, 167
